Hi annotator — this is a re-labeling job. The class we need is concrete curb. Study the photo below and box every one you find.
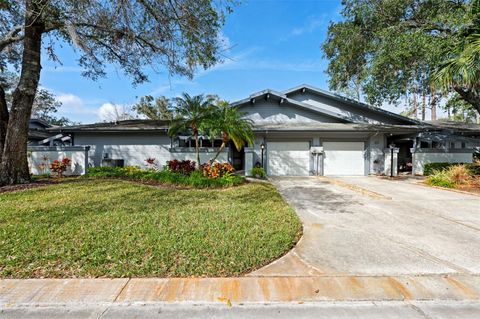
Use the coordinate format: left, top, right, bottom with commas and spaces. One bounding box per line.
1, 275, 479, 307
414, 181, 480, 197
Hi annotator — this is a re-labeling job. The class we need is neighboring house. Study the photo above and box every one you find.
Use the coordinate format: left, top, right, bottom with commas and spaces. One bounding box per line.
29, 118, 72, 146
28, 118, 53, 144
47, 84, 480, 176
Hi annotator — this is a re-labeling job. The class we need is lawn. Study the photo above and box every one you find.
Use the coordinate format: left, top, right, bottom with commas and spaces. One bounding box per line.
0, 179, 301, 278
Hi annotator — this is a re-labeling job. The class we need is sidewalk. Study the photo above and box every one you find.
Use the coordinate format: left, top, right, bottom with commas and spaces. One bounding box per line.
2, 275, 480, 306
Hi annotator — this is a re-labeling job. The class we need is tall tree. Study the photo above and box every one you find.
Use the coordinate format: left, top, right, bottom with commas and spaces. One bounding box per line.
31, 89, 77, 126
168, 93, 215, 167
0, 0, 234, 185
208, 100, 253, 162
322, 0, 479, 116
433, 0, 480, 113
133, 95, 173, 120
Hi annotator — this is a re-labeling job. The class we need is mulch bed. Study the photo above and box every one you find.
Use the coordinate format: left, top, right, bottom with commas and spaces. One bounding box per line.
0, 179, 63, 194
0, 176, 78, 194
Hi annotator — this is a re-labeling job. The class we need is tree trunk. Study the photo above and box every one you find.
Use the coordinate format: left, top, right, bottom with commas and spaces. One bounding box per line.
212, 142, 226, 162
211, 133, 229, 162
193, 129, 200, 168
412, 92, 417, 119
430, 93, 438, 121
0, 85, 8, 163
0, 1, 44, 185
421, 92, 426, 121
454, 86, 480, 116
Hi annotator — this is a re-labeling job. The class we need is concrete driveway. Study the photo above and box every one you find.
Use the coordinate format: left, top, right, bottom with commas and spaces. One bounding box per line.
251, 176, 480, 277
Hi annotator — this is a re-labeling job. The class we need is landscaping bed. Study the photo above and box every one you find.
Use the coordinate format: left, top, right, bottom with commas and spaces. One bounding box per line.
86, 162, 245, 188
0, 179, 302, 278
425, 162, 480, 194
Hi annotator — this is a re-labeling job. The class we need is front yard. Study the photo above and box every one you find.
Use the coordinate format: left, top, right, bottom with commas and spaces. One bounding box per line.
0, 179, 301, 278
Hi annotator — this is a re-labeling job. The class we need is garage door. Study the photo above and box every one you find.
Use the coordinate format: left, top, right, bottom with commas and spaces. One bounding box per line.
323, 142, 365, 176
267, 141, 310, 176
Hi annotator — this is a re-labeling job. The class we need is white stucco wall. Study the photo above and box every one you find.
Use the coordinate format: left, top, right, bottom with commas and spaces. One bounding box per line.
74, 133, 171, 168
28, 147, 88, 175
412, 151, 473, 175
74, 133, 228, 169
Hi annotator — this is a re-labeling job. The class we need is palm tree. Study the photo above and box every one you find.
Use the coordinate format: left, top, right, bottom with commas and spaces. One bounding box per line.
432, 0, 480, 114
209, 101, 254, 162
433, 33, 480, 93
168, 93, 215, 168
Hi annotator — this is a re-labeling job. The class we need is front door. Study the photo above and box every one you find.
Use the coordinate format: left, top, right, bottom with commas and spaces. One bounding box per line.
231, 145, 244, 171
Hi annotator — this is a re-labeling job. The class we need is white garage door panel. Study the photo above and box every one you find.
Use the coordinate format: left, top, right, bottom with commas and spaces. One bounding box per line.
268, 142, 310, 176
323, 142, 365, 176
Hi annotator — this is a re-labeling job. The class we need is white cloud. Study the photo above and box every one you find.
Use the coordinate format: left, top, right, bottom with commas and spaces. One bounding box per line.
285, 15, 329, 39
98, 103, 133, 122
56, 93, 100, 118
57, 93, 85, 111
217, 31, 232, 52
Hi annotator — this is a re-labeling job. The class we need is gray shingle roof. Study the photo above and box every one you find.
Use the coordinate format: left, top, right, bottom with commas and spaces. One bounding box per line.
48, 119, 170, 132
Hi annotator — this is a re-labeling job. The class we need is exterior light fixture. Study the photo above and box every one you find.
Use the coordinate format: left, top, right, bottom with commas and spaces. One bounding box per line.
260, 143, 265, 168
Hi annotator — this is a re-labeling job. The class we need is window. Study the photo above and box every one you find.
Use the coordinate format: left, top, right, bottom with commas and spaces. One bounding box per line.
201, 139, 212, 147
432, 141, 444, 149
420, 141, 429, 148
173, 137, 223, 148
450, 142, 455, 149
461, 142, 466, 149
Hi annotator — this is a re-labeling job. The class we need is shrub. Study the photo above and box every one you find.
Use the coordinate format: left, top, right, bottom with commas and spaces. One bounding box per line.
424, 162, 480, 176
49, 157, 71, 177
447, 165, 473, 186
167, 159, 196, 175
466, 161, 480, 175
426, 170, 456, 188
145, 157, 158, 170
426, 164, 475, 188
250, 167, 266, 178
86, 166, 245, 188
202, 162, 235, 178
423, 162, 458, 176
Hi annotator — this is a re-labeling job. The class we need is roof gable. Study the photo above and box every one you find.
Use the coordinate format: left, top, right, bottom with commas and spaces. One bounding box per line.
232, 90, 352, 124
283, 84, 419, 125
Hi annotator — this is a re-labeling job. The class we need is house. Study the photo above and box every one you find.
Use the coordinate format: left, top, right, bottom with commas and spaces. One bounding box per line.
28, 118, 53, 144
44, 84, 479, 176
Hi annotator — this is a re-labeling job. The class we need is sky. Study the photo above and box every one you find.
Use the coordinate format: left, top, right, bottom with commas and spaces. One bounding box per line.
39, 0, 370, 123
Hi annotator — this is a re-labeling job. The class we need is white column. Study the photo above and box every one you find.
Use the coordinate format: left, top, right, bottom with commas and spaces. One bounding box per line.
384, 148, 400, 176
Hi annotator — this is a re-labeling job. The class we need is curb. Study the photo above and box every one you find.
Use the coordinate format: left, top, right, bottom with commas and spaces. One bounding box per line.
1, 275, 480, 306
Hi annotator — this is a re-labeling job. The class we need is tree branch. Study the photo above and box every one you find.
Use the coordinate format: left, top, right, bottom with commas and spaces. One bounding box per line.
0, 25, 24, 51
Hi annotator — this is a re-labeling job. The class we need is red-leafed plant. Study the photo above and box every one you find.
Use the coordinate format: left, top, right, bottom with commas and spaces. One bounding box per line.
145, 157, 156, 165
145, 157, 157, 170
167, 159, 196, 175
202, 162, 235, 179
50, 157, 71, 177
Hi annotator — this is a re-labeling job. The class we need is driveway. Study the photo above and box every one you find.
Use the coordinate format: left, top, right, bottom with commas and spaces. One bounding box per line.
251, 176, 480, 276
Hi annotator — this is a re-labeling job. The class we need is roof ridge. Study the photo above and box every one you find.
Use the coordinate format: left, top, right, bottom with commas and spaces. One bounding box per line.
282, 84, 421, 125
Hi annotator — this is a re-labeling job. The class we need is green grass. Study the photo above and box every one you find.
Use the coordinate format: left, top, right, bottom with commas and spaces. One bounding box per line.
0, 179, 301, 278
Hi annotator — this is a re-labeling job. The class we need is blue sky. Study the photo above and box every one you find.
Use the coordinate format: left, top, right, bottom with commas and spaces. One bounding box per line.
41, 0, 346, 123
